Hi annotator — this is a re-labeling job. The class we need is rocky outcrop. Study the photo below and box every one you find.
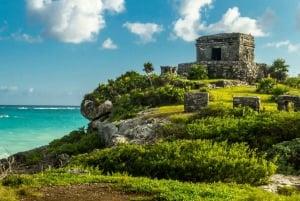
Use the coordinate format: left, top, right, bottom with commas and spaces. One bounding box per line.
261, 174, 300, 193
1, 146, 71, 175
81, 100, 113, 121
89, 112, 169, 147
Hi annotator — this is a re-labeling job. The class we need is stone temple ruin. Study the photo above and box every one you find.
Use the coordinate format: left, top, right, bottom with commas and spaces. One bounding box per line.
161, 33, 268, 82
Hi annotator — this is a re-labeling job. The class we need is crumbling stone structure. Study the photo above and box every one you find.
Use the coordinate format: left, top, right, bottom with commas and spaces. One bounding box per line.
233, 96, 261, 112
277, 95, 300, 111
184, 92, 209, 112
178, 33, 267, 82
160, 66, 177, 75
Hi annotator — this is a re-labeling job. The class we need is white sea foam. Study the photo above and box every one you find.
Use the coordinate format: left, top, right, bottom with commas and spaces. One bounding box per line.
0, 114, 9, 118
18, 107, 29, 110
33, 107, 79, 110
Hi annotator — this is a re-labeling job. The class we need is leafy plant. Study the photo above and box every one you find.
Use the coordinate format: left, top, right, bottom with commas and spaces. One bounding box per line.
187, 64, 208, 80
70, 140, 276, 185
268, 138, 300, 175
256, 77, 276, 94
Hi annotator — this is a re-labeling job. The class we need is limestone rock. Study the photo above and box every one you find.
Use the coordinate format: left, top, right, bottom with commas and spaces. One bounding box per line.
81, 100, 113, 121
89, 115, 169, 147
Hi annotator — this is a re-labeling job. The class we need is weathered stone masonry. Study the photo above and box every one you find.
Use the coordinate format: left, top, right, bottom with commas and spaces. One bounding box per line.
178, 33, 267, 82
233, 96, 261, 112
184, 92, 209, 112
277, 95, 300, 112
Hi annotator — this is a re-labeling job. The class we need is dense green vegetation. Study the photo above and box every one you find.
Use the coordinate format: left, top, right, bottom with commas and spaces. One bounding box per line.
70, 139, 275, 185
2, 169, 300, 201
2, 67, 300, 200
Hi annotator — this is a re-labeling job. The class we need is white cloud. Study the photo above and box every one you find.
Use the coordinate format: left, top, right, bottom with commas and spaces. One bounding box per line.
12, 31, 43, 43
26, 0, 125, 44
266, 40, 300, 53
172, 1, 267, 42
123, 22, 163, 43
102, 0, 125, 13
206, 7, 266, 37
102, 38, 118, 49
173, 0, 212, 41
0, 86, 19, 93
296, 4, 300, 31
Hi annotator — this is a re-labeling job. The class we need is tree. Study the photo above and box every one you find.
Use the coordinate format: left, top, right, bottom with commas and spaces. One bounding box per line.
143, 62, 154, 74
187, 64, 208, 80
143, 62, 154, 87
269, 59, 289, 82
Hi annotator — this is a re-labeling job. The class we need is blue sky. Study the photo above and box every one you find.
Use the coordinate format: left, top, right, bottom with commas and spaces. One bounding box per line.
0, 0, 300, 105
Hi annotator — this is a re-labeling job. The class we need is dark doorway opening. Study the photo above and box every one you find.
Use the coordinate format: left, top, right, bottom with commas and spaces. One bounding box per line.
212, 48, 221, 61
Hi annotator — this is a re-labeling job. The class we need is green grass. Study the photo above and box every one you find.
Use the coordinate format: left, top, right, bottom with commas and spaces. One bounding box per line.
0, 186, 17, 201
2, 169, 300, 201
204, 85, 277, 110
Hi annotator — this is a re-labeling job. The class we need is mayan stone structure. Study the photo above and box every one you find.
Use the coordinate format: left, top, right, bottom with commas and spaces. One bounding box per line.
160, 66, 177, 75
277, 95, 300, 112
184, 92, 209, 112
178, 33, 267, 82
233, 96, 261, 112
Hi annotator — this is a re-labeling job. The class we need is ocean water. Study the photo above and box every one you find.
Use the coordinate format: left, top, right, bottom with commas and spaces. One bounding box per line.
0, 105, 88, 159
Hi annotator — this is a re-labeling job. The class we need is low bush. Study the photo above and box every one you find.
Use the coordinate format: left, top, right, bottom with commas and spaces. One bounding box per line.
268, 138, 300, 175
2, 175, 34, 188
70, 140, 276, 185
46, 128, 103, 155
186, 111, 300, 150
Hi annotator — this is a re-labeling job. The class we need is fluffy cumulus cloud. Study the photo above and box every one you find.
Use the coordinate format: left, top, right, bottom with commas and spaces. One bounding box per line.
206, 7, 266, 37
123, 22, 163, 43
173, 0, 212, 41
102, 38, 118, 49
173, 0, 267, 42
26, 0, 125, 43
297, 4, 300, 31
266, 40, 300, 53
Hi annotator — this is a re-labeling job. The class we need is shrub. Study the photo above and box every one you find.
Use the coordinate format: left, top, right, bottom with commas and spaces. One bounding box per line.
268, 138, 300, 175
186, 111, 300, 150
271, 85, 289, 101
187, 64, 208, 80
256, 77, 276, 94
2, 175, 34, 188
284, 77, 300, 88
46, 128, 103, 155
70, 140, 276, 185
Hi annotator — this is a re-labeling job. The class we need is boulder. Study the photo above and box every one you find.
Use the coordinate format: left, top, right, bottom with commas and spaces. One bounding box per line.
81, 100, 113, 121
88, 115, 169, 147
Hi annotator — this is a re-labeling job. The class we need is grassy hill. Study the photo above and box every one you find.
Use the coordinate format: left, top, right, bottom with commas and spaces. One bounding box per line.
2, 71, 300, 200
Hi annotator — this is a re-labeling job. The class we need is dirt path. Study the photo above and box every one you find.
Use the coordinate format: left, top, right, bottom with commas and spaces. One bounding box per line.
20, 183, 150, 201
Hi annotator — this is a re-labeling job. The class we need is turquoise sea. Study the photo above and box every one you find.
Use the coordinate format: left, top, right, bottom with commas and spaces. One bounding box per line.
0, 105, 88, 159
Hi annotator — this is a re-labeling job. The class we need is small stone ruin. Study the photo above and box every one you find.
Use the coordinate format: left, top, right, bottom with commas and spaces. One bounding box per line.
233, 96, 261, 112
277, 95, 300, 111
178, 33, 268, 82
184, 92, 209, 112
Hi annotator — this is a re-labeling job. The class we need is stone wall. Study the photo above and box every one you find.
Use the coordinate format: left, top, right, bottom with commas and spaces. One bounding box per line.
233, 96, 261, 111
177, 33, 267, 82
277, 95, 300, 111
178, 61, 258, 82
160, 66, 177, 75
184, 92, 209, 112
196, 33, 254, 63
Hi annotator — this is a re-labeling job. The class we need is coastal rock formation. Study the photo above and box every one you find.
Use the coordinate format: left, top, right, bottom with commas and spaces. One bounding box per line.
81, 100, 113, 121
88, 113, 169, 147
